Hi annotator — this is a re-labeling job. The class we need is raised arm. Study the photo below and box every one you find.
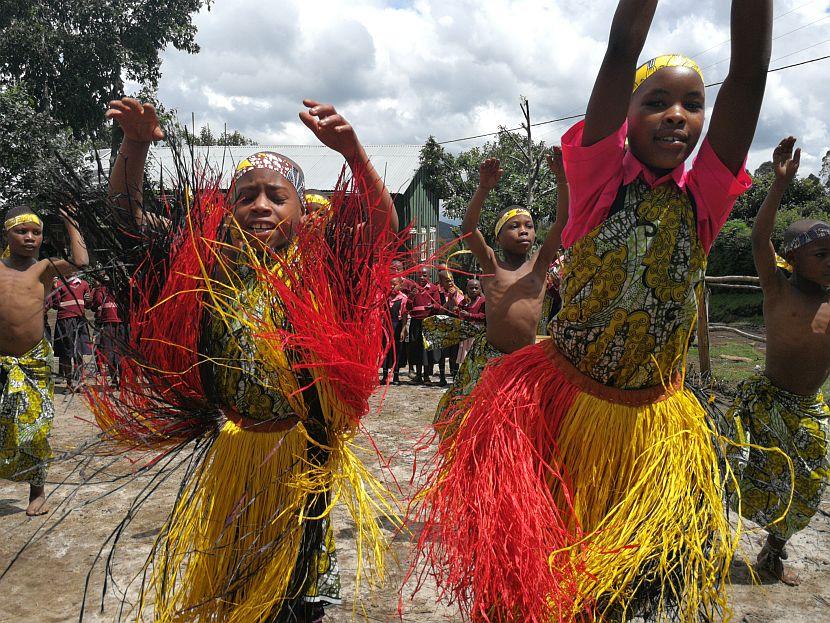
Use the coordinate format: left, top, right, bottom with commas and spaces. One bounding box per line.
42, 208, 89, 282
105, 98, 166, 229
751, 137, 800, 290
461, 159, 501, 272
536, 147, 570, 269
582, 0, 659, 147
299, 100, 398, 236
705, 0, 773, 175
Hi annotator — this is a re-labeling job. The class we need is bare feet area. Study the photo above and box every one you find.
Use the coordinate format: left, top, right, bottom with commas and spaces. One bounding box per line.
25, 486, 48, 517
1, 379, 828, 622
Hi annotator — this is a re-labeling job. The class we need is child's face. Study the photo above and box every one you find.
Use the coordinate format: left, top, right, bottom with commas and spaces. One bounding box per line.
792, 240, 830, 288
466, 280, 481, 299
5, 220, 43, 258
497, 214, 535, 255
439, 272, 454, 290
415, 268, 430, 286
231, 168, 303, 250
627, 66, 705, 173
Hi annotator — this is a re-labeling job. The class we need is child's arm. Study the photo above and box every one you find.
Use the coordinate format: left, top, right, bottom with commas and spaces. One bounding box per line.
535, 147, 569, 269
106, 98, 167, 229
751, 137, 800, 290
41, 208, 90, 282
462, 159, 502, 273
299, 100, 398, 235
705, 0, 773, 175
582, 0, 659, 147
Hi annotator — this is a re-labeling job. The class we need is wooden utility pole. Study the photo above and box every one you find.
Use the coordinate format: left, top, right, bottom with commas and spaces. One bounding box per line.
697, 287, 712, 381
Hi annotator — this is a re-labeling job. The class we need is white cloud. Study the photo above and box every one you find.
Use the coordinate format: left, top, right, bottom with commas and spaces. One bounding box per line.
150, 0, 830, 175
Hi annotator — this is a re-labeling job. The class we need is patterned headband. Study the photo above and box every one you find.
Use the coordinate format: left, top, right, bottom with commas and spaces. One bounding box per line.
4, 213, 43, 230
633, 55, 704, 93
232, 152, 306, 204
495, 208, 532, 237
781, 223, 830, 256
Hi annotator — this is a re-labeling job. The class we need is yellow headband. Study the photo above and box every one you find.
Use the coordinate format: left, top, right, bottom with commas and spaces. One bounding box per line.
4, 213, 43, 231
494, 208, 532, 237
633, 55, 703, 93
305, 193, 331, 210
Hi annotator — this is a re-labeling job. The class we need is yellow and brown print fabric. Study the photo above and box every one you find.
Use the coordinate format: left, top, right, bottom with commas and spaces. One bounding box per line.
549, 180, 706, 390
201, 267, 341, 605
0, 339, 54, 487
729, 375, 830, 540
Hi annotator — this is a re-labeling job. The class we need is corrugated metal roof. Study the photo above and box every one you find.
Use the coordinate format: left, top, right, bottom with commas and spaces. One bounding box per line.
96, 144, 423, 194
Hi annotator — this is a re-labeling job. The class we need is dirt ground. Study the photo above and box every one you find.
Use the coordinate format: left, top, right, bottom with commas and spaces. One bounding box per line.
1, 373, 828, 623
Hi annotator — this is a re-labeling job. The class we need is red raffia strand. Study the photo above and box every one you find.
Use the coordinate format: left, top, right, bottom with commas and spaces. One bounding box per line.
85, 171, 236, 452
408, 342, 591, 623
85, 160, 417, 456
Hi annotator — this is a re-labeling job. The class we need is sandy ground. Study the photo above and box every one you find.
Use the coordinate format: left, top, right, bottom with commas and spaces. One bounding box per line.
1, 379, 828, 623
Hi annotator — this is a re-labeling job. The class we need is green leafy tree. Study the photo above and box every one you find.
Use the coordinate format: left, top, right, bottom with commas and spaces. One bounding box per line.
0, 85, 85, 204
0, 0, 210, 142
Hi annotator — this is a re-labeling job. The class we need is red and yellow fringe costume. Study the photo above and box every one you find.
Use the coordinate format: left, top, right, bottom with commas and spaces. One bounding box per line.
414, 181, 740, 623
85, 166, 407, 622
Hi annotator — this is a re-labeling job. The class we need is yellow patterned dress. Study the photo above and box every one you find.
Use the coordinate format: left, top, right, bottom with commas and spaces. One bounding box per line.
728, 375, 830, 540
0, 339, 54, 487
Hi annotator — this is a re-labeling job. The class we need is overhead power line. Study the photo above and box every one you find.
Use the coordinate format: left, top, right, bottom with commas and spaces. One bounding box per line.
438, 53, 830, 146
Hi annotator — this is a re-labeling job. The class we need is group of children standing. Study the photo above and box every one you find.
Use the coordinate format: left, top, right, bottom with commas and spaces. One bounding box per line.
384, 261, 487, 386
0, 0, 828, 621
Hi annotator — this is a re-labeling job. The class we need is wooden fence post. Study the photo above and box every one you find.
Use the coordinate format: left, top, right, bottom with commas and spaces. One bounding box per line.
697, 287, 712, 381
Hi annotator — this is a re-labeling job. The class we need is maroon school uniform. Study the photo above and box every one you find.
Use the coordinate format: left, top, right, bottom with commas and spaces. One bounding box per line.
461, 294, 486, 323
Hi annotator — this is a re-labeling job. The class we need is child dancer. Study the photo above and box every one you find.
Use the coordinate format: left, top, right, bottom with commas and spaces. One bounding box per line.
96, 96, 401, 622
428, 150, 569, 433
728, 137, 829, 587
0, 205, 88, 515
415, 1, 771, 621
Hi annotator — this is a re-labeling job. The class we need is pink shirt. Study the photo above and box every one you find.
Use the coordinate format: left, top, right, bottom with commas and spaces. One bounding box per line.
560, 120, 752, 253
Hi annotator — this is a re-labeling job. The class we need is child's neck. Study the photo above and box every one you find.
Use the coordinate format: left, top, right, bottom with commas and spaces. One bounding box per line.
2, 254, 37, 271
791, 272, 830, 298
501, 249, 529, 269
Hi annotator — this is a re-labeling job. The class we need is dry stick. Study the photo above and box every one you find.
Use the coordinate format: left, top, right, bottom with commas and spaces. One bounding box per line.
710, 324, 766, 343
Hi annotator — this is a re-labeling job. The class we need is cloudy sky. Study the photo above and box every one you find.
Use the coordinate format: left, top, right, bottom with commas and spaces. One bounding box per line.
146, 0, 830, 176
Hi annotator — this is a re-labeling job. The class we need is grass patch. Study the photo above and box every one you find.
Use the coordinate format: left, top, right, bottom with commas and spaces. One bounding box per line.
707, 290, 763, 325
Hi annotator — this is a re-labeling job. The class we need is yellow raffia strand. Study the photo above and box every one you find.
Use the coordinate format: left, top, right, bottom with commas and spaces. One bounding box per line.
142, 420, 310, 622
550, 389, 739, 622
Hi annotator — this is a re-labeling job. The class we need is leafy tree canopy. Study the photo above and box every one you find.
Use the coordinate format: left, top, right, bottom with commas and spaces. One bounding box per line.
0, 84, 85, 205
419, 131, 561, 248
0, 0, 211, 138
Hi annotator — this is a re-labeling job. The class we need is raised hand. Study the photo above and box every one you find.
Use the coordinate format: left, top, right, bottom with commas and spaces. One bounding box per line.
299, 100, 360, 161
106, 97, 165, 143
546, 146, 566, 184
478, 158, 503, 191
773, 136, 800, 185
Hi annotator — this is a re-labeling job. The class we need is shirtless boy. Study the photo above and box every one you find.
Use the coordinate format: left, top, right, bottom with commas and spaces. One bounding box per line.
729, 136, 830, 585
463, 149, 568, 353
0, 205, 88, 515
431, 149, 568, 432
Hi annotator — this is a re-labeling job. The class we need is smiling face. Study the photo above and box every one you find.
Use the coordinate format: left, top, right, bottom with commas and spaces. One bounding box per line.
627, 66, 706, 174
5, 219, 43, 259
496, 213, 536, 255
438, 271, 455, 290
230, 168, 304, 250
791, 239, 830, 288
